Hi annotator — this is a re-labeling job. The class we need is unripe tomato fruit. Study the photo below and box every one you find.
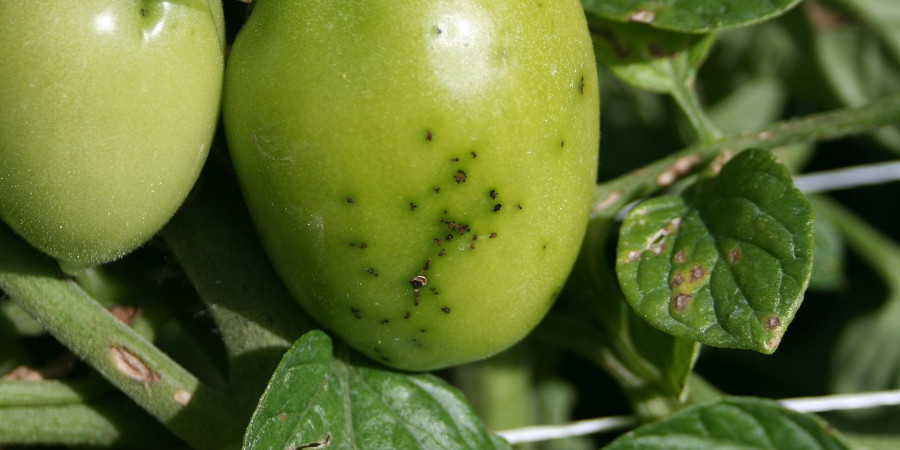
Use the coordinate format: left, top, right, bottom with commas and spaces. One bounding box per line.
0, 1, 225, 266
225, 0, 599, 371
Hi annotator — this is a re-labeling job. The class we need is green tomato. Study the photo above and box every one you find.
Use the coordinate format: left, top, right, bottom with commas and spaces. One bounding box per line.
225, 0, 599, 371
0, 1, 225, 266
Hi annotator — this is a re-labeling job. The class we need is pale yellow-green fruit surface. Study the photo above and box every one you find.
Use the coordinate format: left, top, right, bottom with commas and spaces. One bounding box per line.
0, 1, 225, 266
225, 0, 599, 370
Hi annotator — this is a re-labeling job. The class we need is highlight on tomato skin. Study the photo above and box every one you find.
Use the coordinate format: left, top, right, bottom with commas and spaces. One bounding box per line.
0, 1, 225, 267
223, 0, 600, 371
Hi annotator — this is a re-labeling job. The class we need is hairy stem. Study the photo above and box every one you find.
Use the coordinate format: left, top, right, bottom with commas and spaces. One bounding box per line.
592, 93, 900, 220
0, 224, 242, 450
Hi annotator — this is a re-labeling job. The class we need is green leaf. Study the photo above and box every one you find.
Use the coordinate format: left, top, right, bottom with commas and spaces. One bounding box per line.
616, 149, 815, 353
243, 330, 509, 450
581, 0, 803, 33
605, 397, 851, 449
591, 18, 715, 94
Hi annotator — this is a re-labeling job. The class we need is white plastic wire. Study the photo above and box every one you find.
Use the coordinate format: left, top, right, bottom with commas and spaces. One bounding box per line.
496, 389, 900, 444
793, 160, 900, 194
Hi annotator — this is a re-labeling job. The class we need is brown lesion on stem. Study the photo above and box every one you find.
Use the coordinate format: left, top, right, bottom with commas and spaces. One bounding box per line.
109, 346, 160, 383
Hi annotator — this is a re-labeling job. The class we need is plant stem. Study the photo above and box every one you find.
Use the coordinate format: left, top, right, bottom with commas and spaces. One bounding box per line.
0, 376, 109, 406
670, 79, 722, 144
0, 224, 243, 450
0, 396, 183, 448
592, 93, 900, 220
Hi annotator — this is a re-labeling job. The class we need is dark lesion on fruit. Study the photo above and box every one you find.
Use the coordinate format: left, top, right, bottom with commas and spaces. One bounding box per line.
489, 189, 498, 199
346, 195, 355, 204
454, 170, 467, 183
578, 75, 585, 94
493, 204, 502, 212
441, 307, 451, 314
409, 202, 418, 211
425, 130, 434, 141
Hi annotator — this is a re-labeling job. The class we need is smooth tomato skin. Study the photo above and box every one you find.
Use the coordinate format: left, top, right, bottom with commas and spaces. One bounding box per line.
0, 1, 225, 266
225, 0, 599, 370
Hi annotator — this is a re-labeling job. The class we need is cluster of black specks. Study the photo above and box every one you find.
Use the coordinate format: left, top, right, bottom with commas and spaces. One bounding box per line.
579, 75, 585, 94
365, 268, 379, 277
349, 242, 368, 249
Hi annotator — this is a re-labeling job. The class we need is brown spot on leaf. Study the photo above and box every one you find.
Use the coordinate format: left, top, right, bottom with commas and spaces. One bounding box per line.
672, 294, 693, 312
365, 268, 379, 277
296, 433, 332, 449
454, 170, 467, 183
729, 248, 741, 264
690, 265, 706, 282
764, 316, 782, 330
493, 204, 502, 212
351, 308, 361, 319
670, 272, 684, 288
425, 130, 433, 141
346, 196, 355, 204
674, 250, 686, 264
404, 311, 412, 320
410, 202, 418, 211
381, 319, 390, 325
489, 232, 498, 239
433, 187, 441, 194
627, 9, 657, 24
442, 307, 451, 314
490, 189, 498, 199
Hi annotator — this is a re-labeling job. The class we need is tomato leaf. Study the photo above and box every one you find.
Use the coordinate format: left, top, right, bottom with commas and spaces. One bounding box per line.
616, 149, 814, 353
581, 0, 803, 33
243, 330, 509, 450
591, 18, 715, 94
605, 397, 851, 449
